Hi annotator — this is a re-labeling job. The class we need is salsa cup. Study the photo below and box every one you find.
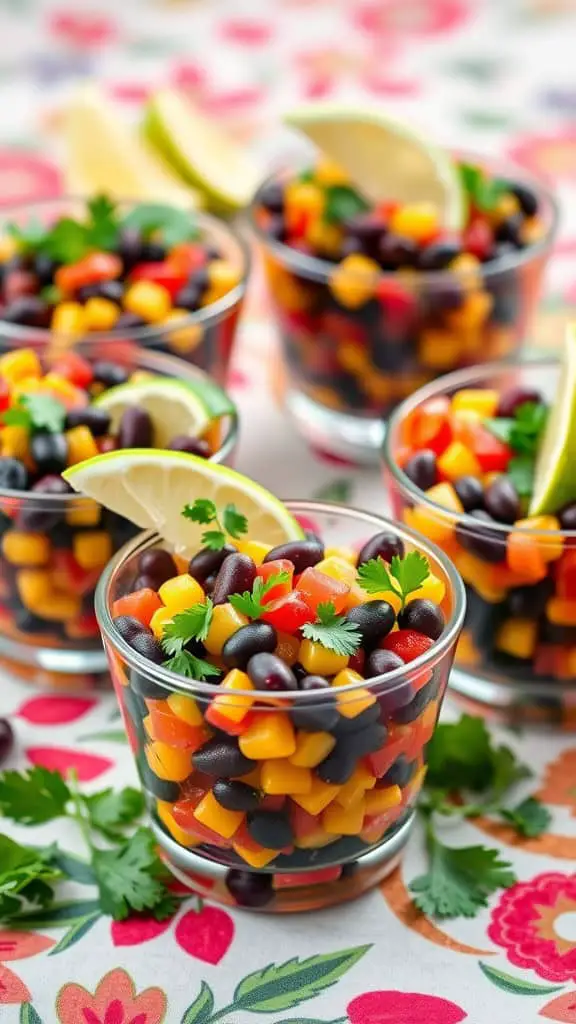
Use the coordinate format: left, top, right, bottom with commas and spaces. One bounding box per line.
0, 343, 238, 690
250, 156, 557, 464
0, 198, 250, 385
383, 359, 576, 728
96, 502, 465, 912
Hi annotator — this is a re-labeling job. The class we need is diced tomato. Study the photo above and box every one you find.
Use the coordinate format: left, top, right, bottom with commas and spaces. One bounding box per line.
129, 263, 187, 300
463, 217, 493, 261
259, 794, 286, 812
297, 567, 349, 614
171, 800, 230, 847
467, 424, 512, 473
556, 550, 576, 599
0, 377, 10, 412
289, 803, 319, 839
381, 630, 434, 662
112, 588, 162, 627
256, 559, 294, 602
167, 242, 207, 277
376, 278, 416, 321
204, 706, 254, 736
51, 351, 94, 388
56, 252, 122, 294
261, 591, 316, 632
367, 724, 411, 777
146, 700, 207, 749
66, 612, 100, 638
274, 866, 342, 889
402, 397, 453, 455
51, 550, 101, 595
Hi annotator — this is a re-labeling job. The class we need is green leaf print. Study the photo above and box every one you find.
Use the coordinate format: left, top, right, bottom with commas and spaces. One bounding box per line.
19, 1005, 44, 1024
48, 912, 101, 955
479, 961, 565, 995
10, 898, 101, 928
181, 982, 215, 1024
231, 945, 371, 1013
313, 478, 353, 504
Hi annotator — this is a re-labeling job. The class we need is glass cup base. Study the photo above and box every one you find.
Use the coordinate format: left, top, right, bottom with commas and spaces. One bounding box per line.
0, 634, 109, 690
285, 389, 385, 465
152, 812, 415, 913
449, 665, 576, 729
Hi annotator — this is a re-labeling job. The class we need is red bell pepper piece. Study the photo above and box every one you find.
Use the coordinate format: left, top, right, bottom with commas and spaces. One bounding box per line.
261, 591, 316, 632
403, 397, 453, 455
51, 350, 94, 388
468, 423, 512, 473
129, 263, 187, 301
256, 559, 294, 602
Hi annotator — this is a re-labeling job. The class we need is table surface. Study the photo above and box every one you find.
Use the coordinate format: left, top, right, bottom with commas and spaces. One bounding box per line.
1, 1, 576, 1022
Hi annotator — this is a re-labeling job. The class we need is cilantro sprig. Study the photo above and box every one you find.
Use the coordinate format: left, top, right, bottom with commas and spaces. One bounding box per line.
357, 551, 429, 610
160, 598, 221, 680
301, 601, 362, 656
2, 393, 67, 434
182, 499, 248, 551
485, 401, 548, 498
0, 767, 175, 922
458, 162, 508, 214
229, 571, 290, 618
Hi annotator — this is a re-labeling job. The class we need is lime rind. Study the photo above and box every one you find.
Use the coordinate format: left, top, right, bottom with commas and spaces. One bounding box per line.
529, 324, 576, 516
94, 377, 212, 448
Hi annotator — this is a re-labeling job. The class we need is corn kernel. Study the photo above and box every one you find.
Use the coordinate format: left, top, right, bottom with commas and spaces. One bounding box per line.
158, 574, 205, 614
322, 798, 365, 835
496, 618, 537, 659
437, 440, 481, 481
3, 531, 50, 567
34, 592, 81, 622
156, 800, 199, 847
355, 585, 401, 615
446, 291, 493, 331
274, 631, 300, 665
314, 157, 350, 187
324, 546, 357, 565
232, 841, 278, 868
291, 778, 340, 815
43, 373, 85, 406
194, 790, 243, 839
364, 785, 402, 815
515, 516, 563, 562
314, 556, 356, 587
261, 759, 312, 795
66, 425, 99, 466
163, 311, 203, 355
336, 765, 377, 809
66, 499, 101, 528
331, 669, 377, 718
490, 193, 520, 226
83, 297, 120, 331
284, 181, 325, 233
405, 482, 463, 548
407, 572, 445, 606
239, 712, 296, 760
51, 302, 86, 337
17, 569, 52, 609
295, 828, 338, 849
73, 530, 112, 570
149, 606, 174, 640
448, 253, 482, 290
208, 669, 255, 726
546, 598, 576, 627
1, 425, 29, 461
0, 234, 18, 262
145, 741, 193, 782
204, 604, 249, 656
202, 259, 242, 306
289, 731, 336, 768
418, 329, 464, 370
0, 348, 41, 384
167, 692, 203, 726
124, 280, 172, 322
235, 539, 272, 565
329, 254, 379, 309
451, 388, 499, 418
306, 219, 343, 257
298, 638, 349, 676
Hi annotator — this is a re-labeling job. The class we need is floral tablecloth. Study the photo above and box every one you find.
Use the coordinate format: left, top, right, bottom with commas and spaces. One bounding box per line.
2, 1, 576, 1021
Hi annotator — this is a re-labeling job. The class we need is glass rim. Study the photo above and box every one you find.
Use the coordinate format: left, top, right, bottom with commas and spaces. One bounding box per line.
247, 150, 559, 285
0, 346, 239, 503
0, 199, 251, 342
95, 499, 467, 701
382, 356, 573, 539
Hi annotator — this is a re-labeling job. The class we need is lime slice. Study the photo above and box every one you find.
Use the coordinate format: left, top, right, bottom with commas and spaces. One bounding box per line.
94, 378, 213, 449
284, 102, 465, 230
63, 452, 305, 556
142, 89, 260, 215
63, 84, 201, 207
180, 376, 236, 420
529, 326, 576, 516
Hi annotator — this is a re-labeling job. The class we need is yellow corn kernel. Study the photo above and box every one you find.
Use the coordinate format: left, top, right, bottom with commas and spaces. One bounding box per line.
336, 765, 377, 809
202, 259, 242, 306
156, 800, 199, 848
456, 629, 481, 667
446, 291, 493, 331
209, 669, 255, 725
354, 584, 401, 615
65, 425, 99, 466
437, 440, 481, 481
336, 345, 368, 381
265, 257, 311, 313
167, 692, 203, 726
158, 574, 205, 614
453, 552, 506, 603
291, 778, 340, 815
204, 604, 249, 656
261, 759, 312, 795
194, 790, 244, 839
515, 516, 563, 562
364, 371, 394, 403
451, 388, 499, 418
232, 841, 278, 868
306, 219, 343, 257
149, 606, 174, 640
448, 253, 482, 290
314, 556, 356, 587
314, 157, 350, 187
406, 572, 446, 607
328, 254, 380, 309
284, 181, 324, 233
83, 297, 120, 331
2, 530, 50, 567
522, 216, 545, 246
496, 618, 537, 659
547, 598, 576, 627
299, 639, 349, 676
322, 798, 365, 835
43, 374, 84, 407
66, 499, 101, 527
51, 302, 86, 337
295, 828, 339, 849
124, 280, 171, 322
17, 569, 52, 609
73, 530, 112, 570
390, 202, 439, 242
239, 712, 296, 760
275, 631, 300, 666
289, 731, 336, 768
34, 593, 81, 622
364, 784, 402, 816
489, 193, 520, 226
0, 233, 18, 262
418, 329, 464, 370
163, 311, 203, 355
325, 545, 357, 565
0, 348, 41, 384
146, 740, 192, 782
235, 539, 272, 566
331, 669, 377, 718
1, 425, 29, 461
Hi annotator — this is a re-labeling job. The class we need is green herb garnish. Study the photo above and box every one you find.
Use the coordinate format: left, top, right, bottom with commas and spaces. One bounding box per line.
301, 600, 362, 656
485, 401, 548, 458
163, 650, 221, 681
161, 599, 214, 654
500, 796, 552, 838
229, 571, 290, 618
0, 834, 62, 920
357, 551, 429, 610
323, 184, 370, 225
458, 162, 508, 214
121, 202, 200, 248
2, 393, 67, 434
182, 499, 248, 551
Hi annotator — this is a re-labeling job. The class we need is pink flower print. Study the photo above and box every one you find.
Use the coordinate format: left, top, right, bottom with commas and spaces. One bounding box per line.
354, 0, 469, 37
489, 872, 576, 982
509, 131, 576, 182
219, 19, 274, 46
48, 11, 117, 49
56, 967, 166, 1024
348, 989, 467, 1023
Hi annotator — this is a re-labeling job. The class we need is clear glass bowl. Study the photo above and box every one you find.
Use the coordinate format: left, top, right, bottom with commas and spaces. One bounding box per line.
249, 156, 558, 464
382, 358, 576, 728
0, 199, 250, 385
96, 502, 465, 912
0, 343, 238, 690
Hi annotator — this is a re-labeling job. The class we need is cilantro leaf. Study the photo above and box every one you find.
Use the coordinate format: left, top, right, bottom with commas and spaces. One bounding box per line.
501, 796, 551, 838
42, 217, 90, 263
2, 405, 32, 429
485, 401, 547, 461
6, 216, 46, 251
0, 767, 70, 824
223, 504, 248, 539
121, 203, 199, 248
86, 194, 119, 251
182, 499, 216, 525
23, 393, 67, 433
490, 744, 531, 799
301, 600, 362, 656
82, 787, 145, 840
457, 163, 508, 213
92, 827, 177, 921
356, 557, 399, 596
201, 529, 227, 551
426, 715, 494, 792
323, 184, 370, 225
161, 599, 214, 655
507, 455, 535, 498
0, 834, 61, 921
357, 551, 430, 609
181, 500, 247, 550
410, 830, 516, 919
229, 571, 290, 618
163, 650, 221, 681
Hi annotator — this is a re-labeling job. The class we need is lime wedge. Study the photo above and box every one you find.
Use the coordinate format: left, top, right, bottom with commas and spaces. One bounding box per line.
63, 84, 201, 207
94, 378, 212, 448
284, 102, 465, 230
142, 89, 260, 215
63, 452, 305, 556
529, 326, 576, 516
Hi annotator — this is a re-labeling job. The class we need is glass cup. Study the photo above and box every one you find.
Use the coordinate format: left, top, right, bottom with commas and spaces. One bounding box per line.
0, 199, 250, 385
249, 157, 557, 464
96, 502, 465, 912
382, 358, 576, 728
0, 343, 238, 690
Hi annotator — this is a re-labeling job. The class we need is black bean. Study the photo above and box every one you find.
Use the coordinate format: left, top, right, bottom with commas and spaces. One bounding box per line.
123, 688, 148, 744
14, 609, 53, 634
246, 651, 297, 691
92, 361, 130, 387
417, 240, 461, 270
290, 676, 339, 732
189, 545, 237, 583
379, 756, 417, 788
141, 241, 166, 262
65, 407, 111, 436
77, 280, 123, 303
226, 869, 274, 908
0, 457, 28, 490
508, 182, 538, 217
404, 450, 438, 491
132, 573, 160, 592
247, 810, 293, 850
223, 624, 277, 670
379, 233, 418, 269
193, 737, 256, 777
212, 553, 256, 605
266, 215, 287, 243
484, 477, 520, 524
343, 215, 386, 259
0, 718, 14, 764
31, 433, 68, 475
331, 703, 381, 737
174, 285, 202, 311
263, 538, 324, 573
213, 780, 260, 812
114, 615, 147, 643
346, 601, 395, 646
129, 631, 165, 665
138, 756, 181, 802
398, 599, 445, 640
116, 311, 147, 330
559, 503, 576, 531
357, 531, 404, 566
34, 253, 60, 285
340, 723, 387, 759
455, 509, 507, 563
138, 549, 177, 587
508, 578, 554, 618
316, 748, 357, 784
130, 670, 167, 700
496, 213, 524, 247
393, 678, 436, 724
454, 475, 484, 512
2, 296, 50, 327
365, 648, 404, 679
258, 180, 285, 214
496, 386, 543, 417
117, 227, 145, 269
118, 406, 153, 448
168, 435, 211, 458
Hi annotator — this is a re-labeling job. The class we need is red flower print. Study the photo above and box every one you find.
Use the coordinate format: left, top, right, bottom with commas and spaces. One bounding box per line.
538, 749, 576, 817
175, 906, 234, 964
0, 965, 30, 1004
17, 695, 96, 726
111, 913, 174, 947
108, 82, 152, 105
56, 967, 166, 1024
219, 19, 274, 46
354, 0, 469, 37
0, 152, 61, 206
348, 990, 467, 1024
509, 132, 576, 182
489, 872, 576, 982
0, 930, 55, 960
540, 991, 576, 1021
48, 11, 117, 49
171, 61, 207, 95
26, 746, 112, 781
